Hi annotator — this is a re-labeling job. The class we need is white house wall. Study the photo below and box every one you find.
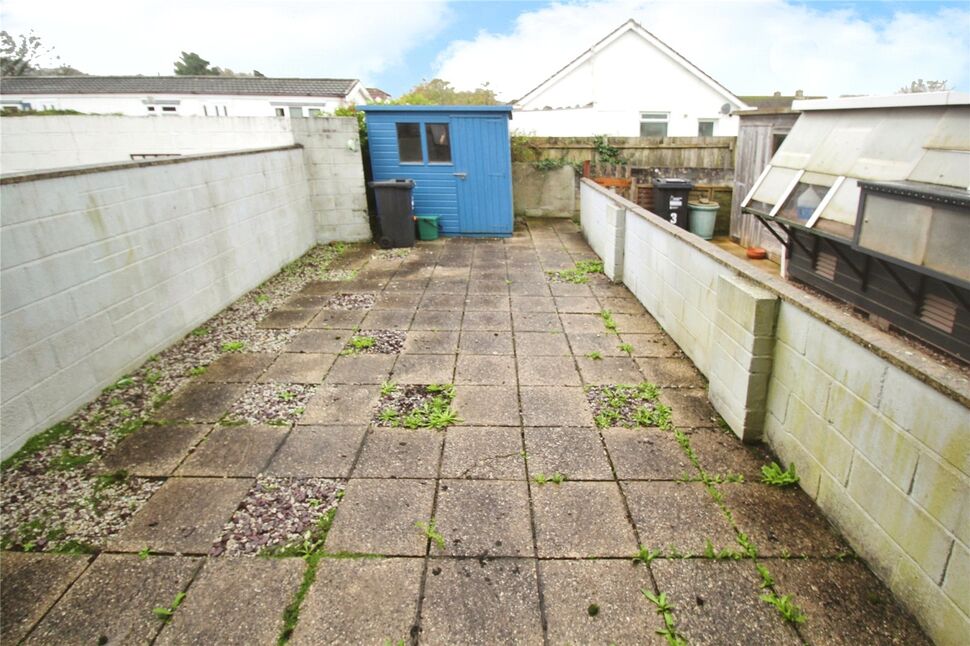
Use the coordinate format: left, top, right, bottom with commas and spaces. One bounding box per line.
515, 29, 740, 137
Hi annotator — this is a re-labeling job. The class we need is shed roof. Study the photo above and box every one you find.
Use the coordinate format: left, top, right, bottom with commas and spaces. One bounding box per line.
358, 105, 512, 114
0, 76, 361, 97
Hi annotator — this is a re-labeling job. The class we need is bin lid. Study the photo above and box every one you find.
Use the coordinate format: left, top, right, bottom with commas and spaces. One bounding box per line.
688, 200, 720, 210
653, 178, 694, 188
368, 179, 415, 189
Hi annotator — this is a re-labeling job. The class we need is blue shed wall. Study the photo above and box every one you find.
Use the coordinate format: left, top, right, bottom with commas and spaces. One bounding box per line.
362, 107, 513, 237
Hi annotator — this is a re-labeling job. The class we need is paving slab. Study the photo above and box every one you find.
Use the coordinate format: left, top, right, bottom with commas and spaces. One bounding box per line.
602, 427, 697, 480
453, 385, 521, 426
155, 557, 303, 645
623, 333, 683, 358
461, 310, 512, 331
402, 330, 459, 354
300, 384, 382, 424
0, 552, 90, 645
300, 281, 346, 295
566, 332, 628, 357
291, 557, 423, 646
597, 296, 648, 315
513, 331, 572, 357
613, 313, 662, 334
175, 425, 287, 477
510, 296, 556, 312
110, 477, 252, 554
26, 554, 200, 646
420, 558, 543, 645
392, 354, 456, 384
352, 428, 443, 478
414, 306, 468, 330
285, 329, 357, 354
440, 427, 525, 479
374, 291, 422, 309
549, 282, 593, 297
531, 481, 638, 557
560, 313, 606, 334
689, 430, 774, 481
420, 292, 467, 310
660, 388, 719, 428
465, 293, 511, 311
425, 279, 468, 294
768, 558, 932, 645
155, 382, 247, 422
652, 559, 801, 645
576, 356, 644, 385
101, 424, 209, 477
540, 559, 663, 646
622, 481, 736, 554
257, 308, 318, 329
466, 280, 509, 295
265, 425, 365, 478
508, 280, 551, 296
720, 484, 850, 557
520, 386, 595, 426
325, 479, 436, 556
636, 356, 705, 385
259, 353, 336, 383
324, 354, 396, 384
387, 278, 430, 293
512, 310, 563, 332
516, 355, 582, 386
433, 480, 534, 557
455, 354, 517, 385
458, 330, 514, 355
523, 426, 613, 480
199, 352, 275, 382
554, 296, 601, 313
307, 309, 367, 329
361, 308, 414, 330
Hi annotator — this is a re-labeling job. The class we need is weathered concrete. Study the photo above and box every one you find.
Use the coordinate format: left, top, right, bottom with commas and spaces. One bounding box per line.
512, 162, 577, 218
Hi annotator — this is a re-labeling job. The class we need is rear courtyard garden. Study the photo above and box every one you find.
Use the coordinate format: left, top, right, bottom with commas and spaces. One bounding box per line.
1, 219, 931, 645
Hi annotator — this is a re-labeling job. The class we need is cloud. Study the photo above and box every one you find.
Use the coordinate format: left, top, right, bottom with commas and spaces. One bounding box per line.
434, 0, 970, 100
0, 0, 452, 80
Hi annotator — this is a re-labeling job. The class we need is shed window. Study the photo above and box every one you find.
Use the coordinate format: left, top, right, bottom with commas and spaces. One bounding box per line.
640, 112, 668, 137
425, 123, 452, 163
396, 123, 422, 163
698, 119, 715, 137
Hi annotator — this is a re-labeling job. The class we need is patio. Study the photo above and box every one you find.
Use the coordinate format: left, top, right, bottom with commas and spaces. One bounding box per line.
1, 218, 930, 644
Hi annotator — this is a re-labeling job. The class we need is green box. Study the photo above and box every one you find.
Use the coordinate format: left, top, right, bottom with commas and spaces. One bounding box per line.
415, 215, 440, 241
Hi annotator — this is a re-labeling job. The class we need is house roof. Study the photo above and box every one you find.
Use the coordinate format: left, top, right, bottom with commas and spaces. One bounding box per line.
0, 76, 361, 98
516, 19, 751, 111
367, 87, 391, 101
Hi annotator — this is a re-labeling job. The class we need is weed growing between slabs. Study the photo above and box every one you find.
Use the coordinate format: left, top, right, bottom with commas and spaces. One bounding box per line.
339, 330, 405, 355
324, 293, 376, 310
546, 259, 604, 284
585, 382, 670, 428
374, 383, 460, 429
225, 384, 316, 425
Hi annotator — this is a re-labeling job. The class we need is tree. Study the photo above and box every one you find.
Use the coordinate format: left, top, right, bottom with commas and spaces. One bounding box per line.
1, 30, 53, 76
394, 78, 502, 105
174, 51, 220, 76
898, 79, 949, 94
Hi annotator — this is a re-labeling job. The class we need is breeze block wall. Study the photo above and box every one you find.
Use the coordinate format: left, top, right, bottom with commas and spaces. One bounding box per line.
579, 178, 969, 645
0, 147, 315, 460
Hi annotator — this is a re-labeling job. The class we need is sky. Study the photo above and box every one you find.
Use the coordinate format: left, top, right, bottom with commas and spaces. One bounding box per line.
2, 0, 968, 100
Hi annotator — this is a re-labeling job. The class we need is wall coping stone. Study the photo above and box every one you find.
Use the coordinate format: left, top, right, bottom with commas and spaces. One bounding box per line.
581, 178, 970, 407
0, 144, 304, 185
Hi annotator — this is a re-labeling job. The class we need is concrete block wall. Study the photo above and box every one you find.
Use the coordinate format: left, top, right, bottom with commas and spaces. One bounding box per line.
289, 118, 370, 243
579, 178, 969, 644
0, 115, 294, 173
511, 163, 576, 217
0, 147, 315, 460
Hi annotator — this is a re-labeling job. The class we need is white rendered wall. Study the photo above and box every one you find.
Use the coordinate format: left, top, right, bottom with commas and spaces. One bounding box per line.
579, 178, 969, 646
0, 147, 315, 459
515, 29, 739, 136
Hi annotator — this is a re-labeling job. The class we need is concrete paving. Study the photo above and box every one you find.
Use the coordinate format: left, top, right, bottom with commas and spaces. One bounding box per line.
3, 219, 932, 644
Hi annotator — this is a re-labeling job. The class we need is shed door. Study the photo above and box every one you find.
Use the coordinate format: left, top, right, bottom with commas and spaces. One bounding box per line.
451, 116, 513, 235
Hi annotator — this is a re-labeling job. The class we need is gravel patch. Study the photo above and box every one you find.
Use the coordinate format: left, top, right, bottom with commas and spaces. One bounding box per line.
211, 476, 343, 556
226, 384, 316, 425
342, 329, 406, 355
585, 383, 664, 428
325, 293, 376, 310
374, 384, 459, 429
1, 243, 354, 553
372, 248, 412, 261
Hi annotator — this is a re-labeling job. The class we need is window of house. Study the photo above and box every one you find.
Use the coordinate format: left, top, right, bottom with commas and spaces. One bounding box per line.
771, 131, 788, 154
639, 112, 668, 137
275, 108, 285, 117
425, 123, 452, 163
697, 119, 715, 137
396, 123, 422, 163
147, 106, 156, 113
289, 106, 303, 118
308, 108, 322, 117
162, 106, 176, 113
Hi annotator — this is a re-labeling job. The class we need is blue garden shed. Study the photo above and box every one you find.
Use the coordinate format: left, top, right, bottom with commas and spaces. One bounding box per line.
359, 105, 514, 237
